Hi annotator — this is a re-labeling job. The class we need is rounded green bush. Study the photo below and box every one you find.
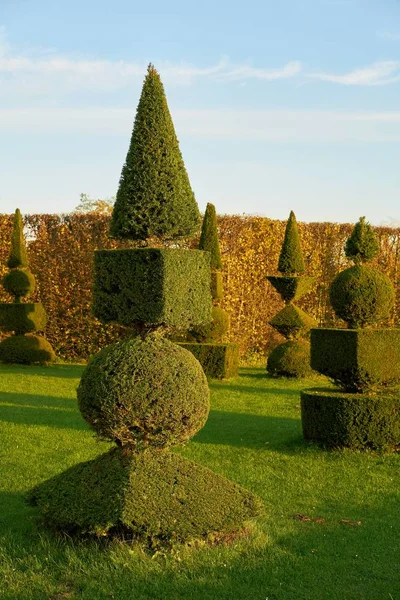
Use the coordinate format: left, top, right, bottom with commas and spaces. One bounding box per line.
189, 306, 229, 343
330, 265, 394, 328
267, 340, 312, 378
3, 268, 35, 299
77, 335, 210, 448
0, 334, 56, 364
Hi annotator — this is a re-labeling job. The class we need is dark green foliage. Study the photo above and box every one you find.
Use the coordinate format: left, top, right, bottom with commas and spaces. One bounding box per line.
211, 270, 223, 300
77, 336, 210, 448
3, 268, 35, 301
179, 343, 239, 379
345, 216, 379, 264
93, 248, 212, 329
0, 302, 47, 333
266, 275, 314, 303
0, 334, 56, 364
109, 64, 200, 241
189, 306, 229, 343
301, 388, 400, 450
269, 304, 318, 340
29, 447, 264, 541
199, 203, 222, 271
310, 328, 400, 392
7, 208, 28, 268
330, 265, 394, 328
277, 211, 305, 274
267, 340, 312, 378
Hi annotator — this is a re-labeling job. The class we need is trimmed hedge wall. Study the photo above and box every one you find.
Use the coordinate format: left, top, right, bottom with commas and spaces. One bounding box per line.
310, 328, 400, 392
301, 388, 400, 450
1, 213, 400, 360
93, 248, 211, 329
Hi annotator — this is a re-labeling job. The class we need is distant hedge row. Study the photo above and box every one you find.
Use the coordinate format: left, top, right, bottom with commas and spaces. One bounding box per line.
0, 213, 399, 361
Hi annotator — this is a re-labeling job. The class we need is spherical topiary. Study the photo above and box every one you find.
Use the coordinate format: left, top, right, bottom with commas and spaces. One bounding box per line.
77, 335, 210, 449
0, 334, 56, 364
189, 306, 229, 343
3, 268, 35, 300
267, 340, 312, 378
330, 265, 394, 328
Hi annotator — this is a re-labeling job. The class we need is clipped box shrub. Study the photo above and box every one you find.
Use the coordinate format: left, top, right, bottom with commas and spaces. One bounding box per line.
0, 302, 47, 334
269, 304, 317, 340
266, 276, 314, 304
211, 270, 223, 300
179, 342, 239, 379
267, 339, 312, 378
0, 334, 56, 364
301, 389, 400, 450
3, 268, 36, 299
189, 306, 229, 343
310, 328, 400, 391
93, 248, 212, 329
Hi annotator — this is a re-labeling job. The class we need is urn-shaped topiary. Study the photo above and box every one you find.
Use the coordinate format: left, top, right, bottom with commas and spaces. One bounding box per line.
109, 64, 200, 241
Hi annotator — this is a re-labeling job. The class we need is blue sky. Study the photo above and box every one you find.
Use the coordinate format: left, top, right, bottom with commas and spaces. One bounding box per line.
1, 0, 400, 224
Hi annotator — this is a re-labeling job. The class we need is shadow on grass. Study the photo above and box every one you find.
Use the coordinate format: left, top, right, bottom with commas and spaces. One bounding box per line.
0, 363, 84, 379
209, 382, 302, 397
0, 391, 88, 430
194, 409, 304, 452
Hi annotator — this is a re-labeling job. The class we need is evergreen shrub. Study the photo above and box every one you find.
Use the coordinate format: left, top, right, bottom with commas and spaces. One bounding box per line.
278, 211, 305, 274
266, 276, 314, 303
3, 268, 35, 299
93, 248, 212, 329
29, 447, 264, 541
189, 306, 229, 343
310, 328, 400, 392
269, 304, 317, 339
329, 265, 394, 328
0, 302, 47, 333
267, 340, 312, 378
109, 65, 200, 241
345, 216, 379, 264
301, 389, 400, 449
179, 343, 240, 379
77, 335, 210, 449
0, 334, 56, 364
211, 271, 223, 300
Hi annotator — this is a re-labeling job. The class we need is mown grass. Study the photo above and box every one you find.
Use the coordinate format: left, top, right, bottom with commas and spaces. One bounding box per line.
0, 364, 399, 600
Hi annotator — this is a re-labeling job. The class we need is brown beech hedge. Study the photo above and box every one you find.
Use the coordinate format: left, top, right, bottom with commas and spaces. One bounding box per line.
0, 213, 399, 361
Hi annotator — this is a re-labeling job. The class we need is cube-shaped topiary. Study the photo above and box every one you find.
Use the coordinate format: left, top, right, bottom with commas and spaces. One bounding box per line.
93, 248, 212, 329
179, 342, 240, 380
310, 328, 400, 392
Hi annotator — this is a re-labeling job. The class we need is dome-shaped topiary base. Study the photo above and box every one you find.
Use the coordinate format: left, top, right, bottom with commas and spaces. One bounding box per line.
77, 335, 210, 449
0, 334, 56, 364
29, 448, 265, 542
267, 340, 312, 378
189, 306, 229, 343
330, 265, 395, 328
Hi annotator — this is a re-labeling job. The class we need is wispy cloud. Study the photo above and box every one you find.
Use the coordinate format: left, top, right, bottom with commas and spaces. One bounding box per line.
308, 61, 400, 86
1, 107, 400, 143
377, 30, 400, 42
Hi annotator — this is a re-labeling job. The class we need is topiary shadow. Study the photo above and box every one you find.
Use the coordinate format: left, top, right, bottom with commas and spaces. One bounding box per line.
0, 363, 84, 379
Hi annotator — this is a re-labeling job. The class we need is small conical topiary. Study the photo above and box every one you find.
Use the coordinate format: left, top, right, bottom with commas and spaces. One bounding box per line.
110, 63, 200, 241
7, 209, 28, 269
199, 203, 222, 270
345, 216, 379, 264
278, 211, 305, 274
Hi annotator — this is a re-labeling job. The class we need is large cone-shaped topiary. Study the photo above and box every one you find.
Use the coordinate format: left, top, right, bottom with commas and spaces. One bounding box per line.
0, 209, 55, 364
301, 217, 400, 449
30, 67, 263, 544
183, 203, 239, 379
266, 211, 316, 378
109, 64, 200, 241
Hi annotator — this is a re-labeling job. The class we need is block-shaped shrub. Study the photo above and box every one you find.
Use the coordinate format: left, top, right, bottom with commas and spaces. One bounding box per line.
310, 328, 400, 391
93, 248, 212, 329
266, 276, 314, 303
0, 302, 47, 334
269, 304, 317, 339
0, 334, 56, 364
267, 339, 312, 378
179, 342, 239, 379
301, 389, 400, 450
29, 447, 264, 541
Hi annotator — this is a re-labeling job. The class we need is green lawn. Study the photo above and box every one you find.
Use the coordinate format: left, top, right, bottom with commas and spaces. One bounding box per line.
0, 364, 399, 600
